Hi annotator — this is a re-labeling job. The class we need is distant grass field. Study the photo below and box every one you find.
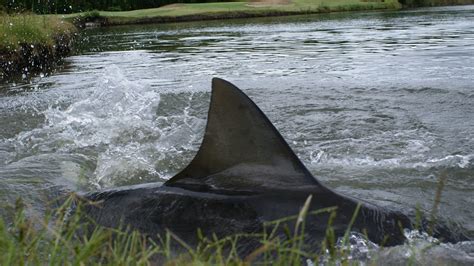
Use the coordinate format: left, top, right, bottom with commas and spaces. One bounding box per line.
0, 14, 75, 51
65, 0, 401, 25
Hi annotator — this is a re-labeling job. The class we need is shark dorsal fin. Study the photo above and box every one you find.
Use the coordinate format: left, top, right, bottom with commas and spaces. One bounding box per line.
165, 78, 325, 193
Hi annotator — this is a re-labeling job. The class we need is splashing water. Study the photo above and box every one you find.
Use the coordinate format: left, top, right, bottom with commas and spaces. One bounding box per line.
8, 65, 206, 190
311, 230, 474, 265
313, 232, 379, 265
375, 230, 474, 265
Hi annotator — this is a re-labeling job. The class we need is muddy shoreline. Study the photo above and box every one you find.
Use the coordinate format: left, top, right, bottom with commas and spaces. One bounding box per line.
0, 32, 75, 81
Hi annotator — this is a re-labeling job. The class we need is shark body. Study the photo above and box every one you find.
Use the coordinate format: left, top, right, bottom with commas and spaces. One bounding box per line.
84, 78, 468, 254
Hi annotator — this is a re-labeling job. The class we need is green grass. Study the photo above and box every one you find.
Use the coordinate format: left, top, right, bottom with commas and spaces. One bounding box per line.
0, 13, 75, 51
64, 0, 402, 25
0, 194, 368, 265
0, 191, 448, 265
0, 196, 159, 265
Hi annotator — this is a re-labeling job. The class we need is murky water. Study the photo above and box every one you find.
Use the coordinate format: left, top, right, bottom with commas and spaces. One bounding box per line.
1, 5, 473, 264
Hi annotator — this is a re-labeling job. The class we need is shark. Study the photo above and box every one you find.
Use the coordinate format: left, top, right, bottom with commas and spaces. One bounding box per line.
83, 78, 469, 255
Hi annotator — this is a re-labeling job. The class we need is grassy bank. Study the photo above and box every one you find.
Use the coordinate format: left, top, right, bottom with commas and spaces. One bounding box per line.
0, 13, 76, 80
0, 0, 243, 14
68, 0, 402, 26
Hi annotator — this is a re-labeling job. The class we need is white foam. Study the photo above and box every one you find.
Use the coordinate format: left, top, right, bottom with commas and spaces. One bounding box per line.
310, 150, 472, 170
11, 65, 205, 189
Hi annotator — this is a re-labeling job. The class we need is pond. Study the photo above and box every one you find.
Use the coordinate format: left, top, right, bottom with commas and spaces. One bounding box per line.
0, 5, 473, 263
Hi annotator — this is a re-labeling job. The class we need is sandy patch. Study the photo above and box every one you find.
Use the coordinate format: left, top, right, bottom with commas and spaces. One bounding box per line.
160, 4, 185, 9
248, 0, 291, 6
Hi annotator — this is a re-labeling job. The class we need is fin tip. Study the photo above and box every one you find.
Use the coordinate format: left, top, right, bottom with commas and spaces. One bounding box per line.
212, 77, 238, 93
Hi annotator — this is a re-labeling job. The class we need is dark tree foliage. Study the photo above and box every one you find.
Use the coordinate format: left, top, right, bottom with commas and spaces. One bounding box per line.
0, 0, 236, 14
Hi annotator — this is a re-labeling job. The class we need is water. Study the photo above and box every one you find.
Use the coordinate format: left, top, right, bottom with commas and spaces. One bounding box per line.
1, 5, 473, 264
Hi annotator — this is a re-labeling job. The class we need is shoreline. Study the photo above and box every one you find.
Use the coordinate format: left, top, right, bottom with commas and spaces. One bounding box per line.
76, 9, 387, 27
0, 33, 75, 81
2, 0, 401, 80
69, 0, 402, 27
78, 8, 391, 27
68, 0, 474, 28
0, 15, 76, 81
2, 1, 474, 80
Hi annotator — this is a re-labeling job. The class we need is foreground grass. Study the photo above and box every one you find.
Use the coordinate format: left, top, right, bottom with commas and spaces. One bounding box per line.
65, 0, 402, 25
0, 172, 456, 265
0, 195, 364, 265
0, 197, 158, 265
0, 14, 75, 51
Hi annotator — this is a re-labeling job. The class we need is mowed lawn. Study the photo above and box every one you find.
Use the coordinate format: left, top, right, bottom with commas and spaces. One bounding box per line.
63, 0, 400, 23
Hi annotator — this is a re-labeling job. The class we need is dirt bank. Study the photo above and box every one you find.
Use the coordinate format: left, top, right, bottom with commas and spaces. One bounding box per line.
1, 33, 74, 80
0, 15, 76, 81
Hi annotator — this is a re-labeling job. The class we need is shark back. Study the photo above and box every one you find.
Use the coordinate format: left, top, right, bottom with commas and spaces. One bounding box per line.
84, 78, 471, 252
